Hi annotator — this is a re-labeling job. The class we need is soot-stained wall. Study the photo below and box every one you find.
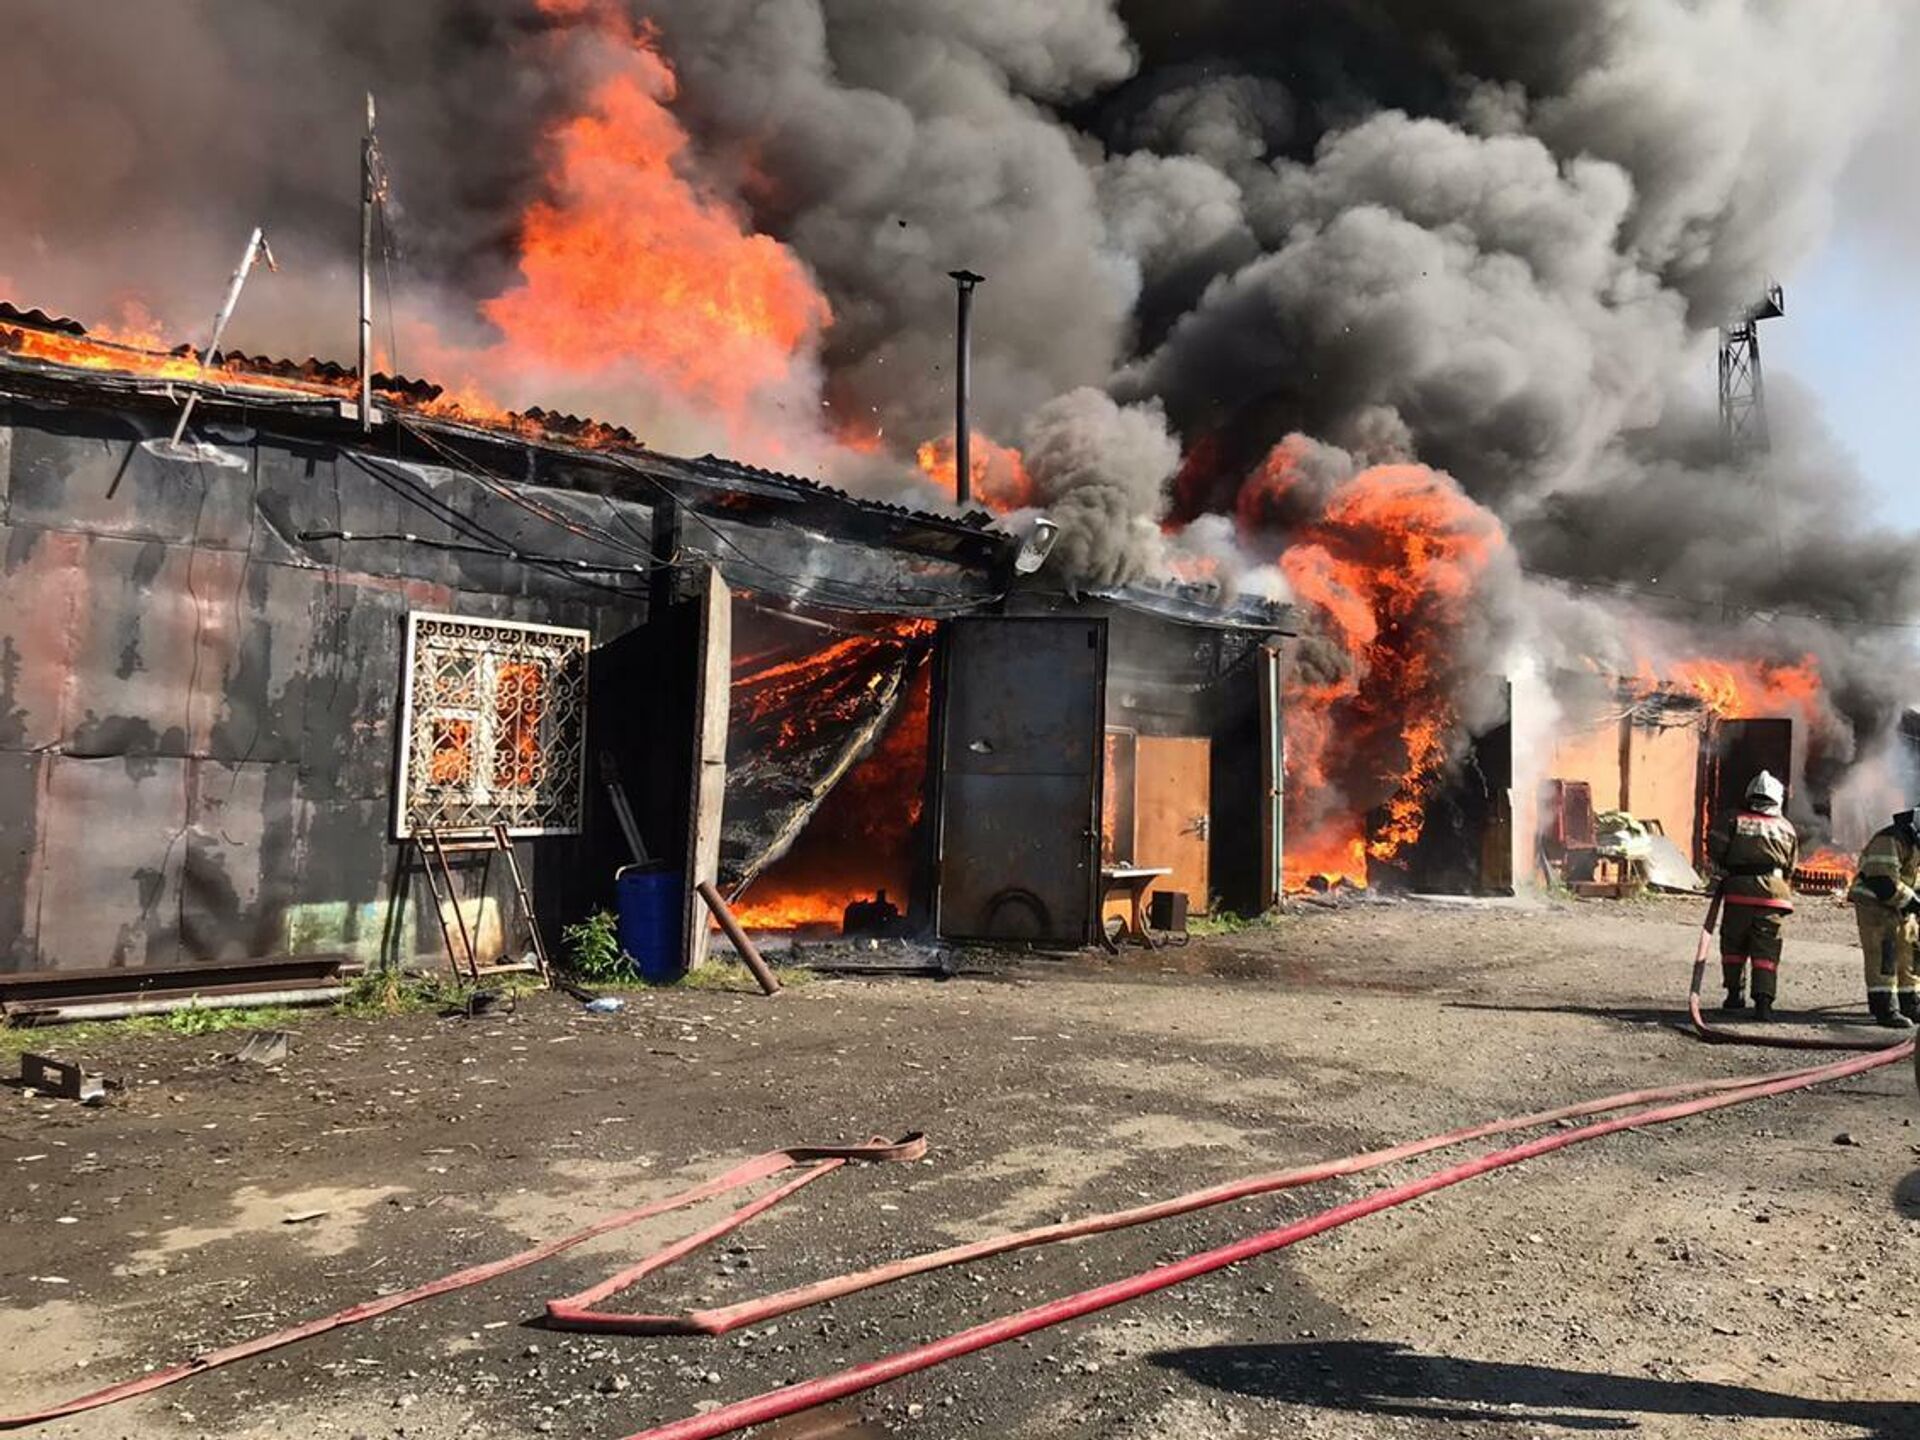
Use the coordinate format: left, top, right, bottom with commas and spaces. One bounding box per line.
0, 396, 654, 975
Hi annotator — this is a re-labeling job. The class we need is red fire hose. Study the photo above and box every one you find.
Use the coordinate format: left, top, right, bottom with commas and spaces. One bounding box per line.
3, 1059, 1880, 1432
616, 1041, 1914, 1440
545, 1056, 1851, 1335
0, 1134, 926, 1431
1687, 888, 1909, 1051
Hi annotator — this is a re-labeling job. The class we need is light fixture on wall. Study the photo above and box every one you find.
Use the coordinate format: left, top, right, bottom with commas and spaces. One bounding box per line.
1013, 515, 1060, 575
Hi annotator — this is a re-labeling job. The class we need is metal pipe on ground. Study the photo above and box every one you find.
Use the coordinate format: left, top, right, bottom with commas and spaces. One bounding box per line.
697, 880, 781, 995
8, 987, 346, 1026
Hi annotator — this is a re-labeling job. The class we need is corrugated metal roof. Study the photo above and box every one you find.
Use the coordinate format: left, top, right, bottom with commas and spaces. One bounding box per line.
687, 452, 994, 530
0, 293, 997, 534
0, 301, 85, 336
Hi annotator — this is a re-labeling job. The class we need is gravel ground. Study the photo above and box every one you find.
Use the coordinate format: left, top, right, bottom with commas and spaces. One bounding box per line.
3, 892, 1917, 1440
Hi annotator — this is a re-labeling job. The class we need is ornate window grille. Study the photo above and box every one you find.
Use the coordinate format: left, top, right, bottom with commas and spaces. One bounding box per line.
395, 613, 590, 838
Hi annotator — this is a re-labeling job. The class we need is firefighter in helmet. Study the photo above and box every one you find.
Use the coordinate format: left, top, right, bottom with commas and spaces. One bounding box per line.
1708, 771, 1798, 1019
1847, 809, 1920, 1029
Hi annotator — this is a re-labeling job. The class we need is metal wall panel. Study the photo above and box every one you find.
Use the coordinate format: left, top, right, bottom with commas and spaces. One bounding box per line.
0, 404, 653, 973
936, 616, 1105, 945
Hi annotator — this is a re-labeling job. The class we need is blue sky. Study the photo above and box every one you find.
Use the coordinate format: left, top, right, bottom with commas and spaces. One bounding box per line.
1771, 235, 1920, 523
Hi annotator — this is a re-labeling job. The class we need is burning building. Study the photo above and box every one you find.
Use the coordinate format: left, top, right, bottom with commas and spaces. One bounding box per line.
5, 1, 1920, 978
0, 308, 1291, 992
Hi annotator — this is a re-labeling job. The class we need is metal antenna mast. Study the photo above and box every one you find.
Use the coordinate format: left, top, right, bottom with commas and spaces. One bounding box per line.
1718, 281, 1783, 459
162, 227, 277, 453
359, 92, 379, 434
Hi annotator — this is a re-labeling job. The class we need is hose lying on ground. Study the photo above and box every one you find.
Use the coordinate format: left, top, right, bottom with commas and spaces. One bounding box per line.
8, 1038, 1911, 1430
617, 1039, 1915, 1440
544, 1058, 1864, 1335
0, 1135, 928, 1431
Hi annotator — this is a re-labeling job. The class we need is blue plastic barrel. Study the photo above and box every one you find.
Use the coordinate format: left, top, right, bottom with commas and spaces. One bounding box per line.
615, 865, 684, 983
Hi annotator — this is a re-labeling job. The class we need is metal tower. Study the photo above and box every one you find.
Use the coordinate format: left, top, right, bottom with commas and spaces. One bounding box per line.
1718, 281, 1783, 458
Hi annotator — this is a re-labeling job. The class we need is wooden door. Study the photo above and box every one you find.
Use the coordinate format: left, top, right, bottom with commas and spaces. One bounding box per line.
1133, 736, 1212, 915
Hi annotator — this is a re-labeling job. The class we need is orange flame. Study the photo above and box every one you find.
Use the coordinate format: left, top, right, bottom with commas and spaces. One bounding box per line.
914, 433, 1035, 513
1798, 844, 1854, 873
1625, 654, 1823, 721
2, 2, 841, 465
478, 0, 829, 421
0, 324, 347, 397
1238, 441, 1506, 890
89, 300, 171, 351
730, 658, 933, 931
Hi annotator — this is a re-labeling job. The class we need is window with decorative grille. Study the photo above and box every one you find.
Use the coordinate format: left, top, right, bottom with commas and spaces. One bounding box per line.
395, 613, 590, 838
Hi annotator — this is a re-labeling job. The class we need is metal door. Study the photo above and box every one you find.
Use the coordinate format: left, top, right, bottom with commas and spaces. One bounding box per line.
936, 617, 1106, 944
1700, 717, 1794, 864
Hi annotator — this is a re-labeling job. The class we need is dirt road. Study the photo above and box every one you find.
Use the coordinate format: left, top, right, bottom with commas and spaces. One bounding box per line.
4, 894, 1916, 1439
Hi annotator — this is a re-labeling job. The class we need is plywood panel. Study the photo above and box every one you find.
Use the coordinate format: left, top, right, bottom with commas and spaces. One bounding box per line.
683, 566, 730, 971
1626, 719, 1704, 852
1135, 735, 1211, 915
1102, 728, 1137, 865
1548, 720, 1625, 813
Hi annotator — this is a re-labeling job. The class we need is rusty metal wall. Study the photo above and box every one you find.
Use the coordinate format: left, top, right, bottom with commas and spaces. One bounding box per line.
0, 398, 654, 974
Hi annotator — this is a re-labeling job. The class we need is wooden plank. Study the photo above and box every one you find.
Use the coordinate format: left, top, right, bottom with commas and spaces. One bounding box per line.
683, 565, 731, 971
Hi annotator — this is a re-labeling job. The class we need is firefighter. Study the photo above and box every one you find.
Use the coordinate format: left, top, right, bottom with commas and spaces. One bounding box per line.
1708, 771, 1798, 1020
1847, 809, 1920, 1029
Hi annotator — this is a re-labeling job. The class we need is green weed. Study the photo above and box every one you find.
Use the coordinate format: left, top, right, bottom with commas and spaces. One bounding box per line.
677, 958, 815, 993
0, 1004, 305, 1057
337, 969, 503, 1016
561, 909, 638, 984
1186, 909, 1279, 937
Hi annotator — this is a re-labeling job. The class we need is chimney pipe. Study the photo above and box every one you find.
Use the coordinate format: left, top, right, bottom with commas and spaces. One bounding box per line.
949, 269, 984, 507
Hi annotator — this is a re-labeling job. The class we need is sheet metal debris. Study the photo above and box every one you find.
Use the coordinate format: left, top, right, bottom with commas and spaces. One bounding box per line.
1643, 834, 1706, 894
20, 1053, 106, 1105
233, 1030, 292, 1066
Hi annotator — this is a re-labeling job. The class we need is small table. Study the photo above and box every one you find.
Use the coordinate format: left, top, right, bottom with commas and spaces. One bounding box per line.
1099, 867, 1172, 953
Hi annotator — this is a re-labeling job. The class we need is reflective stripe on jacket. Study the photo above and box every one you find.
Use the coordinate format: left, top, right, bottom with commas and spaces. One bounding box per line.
1848, 825, 1920, 913
1709, 809, 1798, 911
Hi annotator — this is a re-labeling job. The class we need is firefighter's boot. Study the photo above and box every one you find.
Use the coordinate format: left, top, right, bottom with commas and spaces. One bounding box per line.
1869, 993, 1914, 1029
1900, 991, 1920, 1024
1721, 961, 1746, 1013
1752, 995, 1774, 1021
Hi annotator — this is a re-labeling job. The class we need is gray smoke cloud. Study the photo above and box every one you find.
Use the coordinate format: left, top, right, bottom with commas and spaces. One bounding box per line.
6, 0, 1920, 817
1018, 388, 1180, 588
0, 0, 568, 357
634, 0, 1145, 451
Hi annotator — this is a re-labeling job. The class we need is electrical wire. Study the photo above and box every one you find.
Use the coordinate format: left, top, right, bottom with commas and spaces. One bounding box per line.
297, 527, 665, 576
338, 451, 642, 599
405, 416, 1006, 615
396, 417, 658, 560
591, 447, 1009, 615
